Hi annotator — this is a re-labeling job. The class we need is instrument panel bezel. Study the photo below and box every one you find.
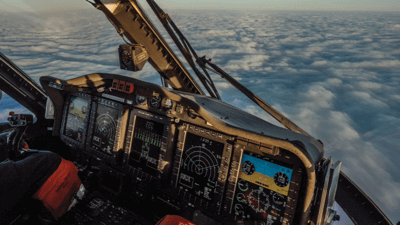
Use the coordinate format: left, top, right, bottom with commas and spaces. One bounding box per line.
85, 97, 126, 157
170, 123, 233, 213
223, 142, 305, 225
124, 109, 171, 181
60, 92, 92, 149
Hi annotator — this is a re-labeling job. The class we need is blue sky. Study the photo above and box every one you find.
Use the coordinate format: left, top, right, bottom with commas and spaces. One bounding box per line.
0, 0, 400, 12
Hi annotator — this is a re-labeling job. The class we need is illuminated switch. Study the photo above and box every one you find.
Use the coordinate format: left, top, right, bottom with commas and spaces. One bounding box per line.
118, 81, 126, 91
175, 103, 184, 114
112, 79, 119, 89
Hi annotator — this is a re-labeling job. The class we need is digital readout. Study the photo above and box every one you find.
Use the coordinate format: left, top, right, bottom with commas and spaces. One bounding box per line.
128, 117, 166, 176
232, 151, 294, 224
91, 104, 120, 154
65, 97, 89, 142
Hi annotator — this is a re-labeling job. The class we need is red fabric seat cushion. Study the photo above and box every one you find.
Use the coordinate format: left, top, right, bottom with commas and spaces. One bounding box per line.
156, 215, 196, 225
32, 158, 81, 219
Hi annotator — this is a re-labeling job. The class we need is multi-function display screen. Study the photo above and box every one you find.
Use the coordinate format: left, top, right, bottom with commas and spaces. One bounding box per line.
91, 104, 120, 155
233, 151, 293, 224
65, 97, 89, 143
128, 117, 166, 176
177, 132, 224, 203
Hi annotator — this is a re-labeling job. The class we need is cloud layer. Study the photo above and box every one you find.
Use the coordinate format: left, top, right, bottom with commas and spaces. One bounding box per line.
0, 9, 399, 223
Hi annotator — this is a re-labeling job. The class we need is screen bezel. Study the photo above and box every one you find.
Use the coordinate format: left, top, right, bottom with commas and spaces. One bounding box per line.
171, 123, 232, 213
86, 97, 125, 156
125, 109, 170, 179
225, 146, 305, 225
177, 131, 226, 203
232, 150, 294, 223
60, 93, 92, 149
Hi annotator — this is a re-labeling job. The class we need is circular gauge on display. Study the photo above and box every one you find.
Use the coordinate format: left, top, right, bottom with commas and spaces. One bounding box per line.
242, 161, 255, 175
236, 193, 246, 203
272, 192, 285, 205
163, 99, 173, 109
67, 116, 80, 130
274, 172, 289, 187
150, 96, 161, 109
136, 95, 147, 105
183, 145, 220, 182
248, 188, 270, 213
234, 204, 245, 218
238, 179, 249, 192
82, 106, 87, 114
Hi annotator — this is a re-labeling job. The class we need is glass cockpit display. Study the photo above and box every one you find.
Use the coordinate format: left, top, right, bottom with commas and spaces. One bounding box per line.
233, 151, 293, 224
128, 117, 166, 176
64, 97, 89, 142
177, 132, 224, 203
90, 104, 120, 155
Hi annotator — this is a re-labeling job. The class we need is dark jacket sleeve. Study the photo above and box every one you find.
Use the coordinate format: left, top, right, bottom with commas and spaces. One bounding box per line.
0, 151, 62, 221
0, 159, 21, 193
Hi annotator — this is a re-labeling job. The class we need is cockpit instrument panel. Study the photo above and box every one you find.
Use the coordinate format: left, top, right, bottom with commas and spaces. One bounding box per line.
61, 93, 91, 148
53, 77, 307, 225
232, 151, 293, 224
126, 110, 170, 179
86, 98, 125, 155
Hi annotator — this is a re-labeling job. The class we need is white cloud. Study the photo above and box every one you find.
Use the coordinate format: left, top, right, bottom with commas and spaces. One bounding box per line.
357, 81, 384, 90
351, 91, 389, 108
301, 85, 335, 109
324, 78, 343, 87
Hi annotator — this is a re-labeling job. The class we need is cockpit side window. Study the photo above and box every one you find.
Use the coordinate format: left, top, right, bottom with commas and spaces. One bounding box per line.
0, 91, 33, 124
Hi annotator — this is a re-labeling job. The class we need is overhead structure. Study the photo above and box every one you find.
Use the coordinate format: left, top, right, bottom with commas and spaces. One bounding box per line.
90, 0, 205, 95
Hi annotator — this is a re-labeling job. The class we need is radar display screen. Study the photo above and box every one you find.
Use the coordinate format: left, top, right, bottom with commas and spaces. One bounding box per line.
177, 132, 224, 203
128, 117, 166, 176
91, 104, 120, 155
232, 151, 293, 224
64, 97, 89, 143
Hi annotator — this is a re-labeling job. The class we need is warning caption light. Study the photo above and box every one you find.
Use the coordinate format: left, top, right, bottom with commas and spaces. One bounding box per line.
111, 79, 134, 94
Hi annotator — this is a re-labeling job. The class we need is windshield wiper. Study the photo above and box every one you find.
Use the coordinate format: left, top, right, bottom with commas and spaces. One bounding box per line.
147, 0, 220, 100
147, 0, 311, 137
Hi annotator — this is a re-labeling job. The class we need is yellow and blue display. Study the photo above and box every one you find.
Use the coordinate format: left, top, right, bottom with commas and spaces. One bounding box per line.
239, 154, 293, 196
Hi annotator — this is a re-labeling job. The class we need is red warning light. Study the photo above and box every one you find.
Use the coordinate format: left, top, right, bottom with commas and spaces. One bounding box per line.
9, 111, 14, 116
124, 83, 134, 93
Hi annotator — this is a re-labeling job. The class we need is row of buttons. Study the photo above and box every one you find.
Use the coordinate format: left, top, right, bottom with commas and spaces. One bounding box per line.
99, 98, 119, 107
176, 189, 211, 209
137, 110, 164, 121
188, 125, 223, 139
92, 149, 113, 162
222, 148, 241, 214
130, 167, 154, 182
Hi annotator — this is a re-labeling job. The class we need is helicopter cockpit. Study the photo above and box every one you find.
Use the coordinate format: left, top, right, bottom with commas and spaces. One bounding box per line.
0, 0, 394, 225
